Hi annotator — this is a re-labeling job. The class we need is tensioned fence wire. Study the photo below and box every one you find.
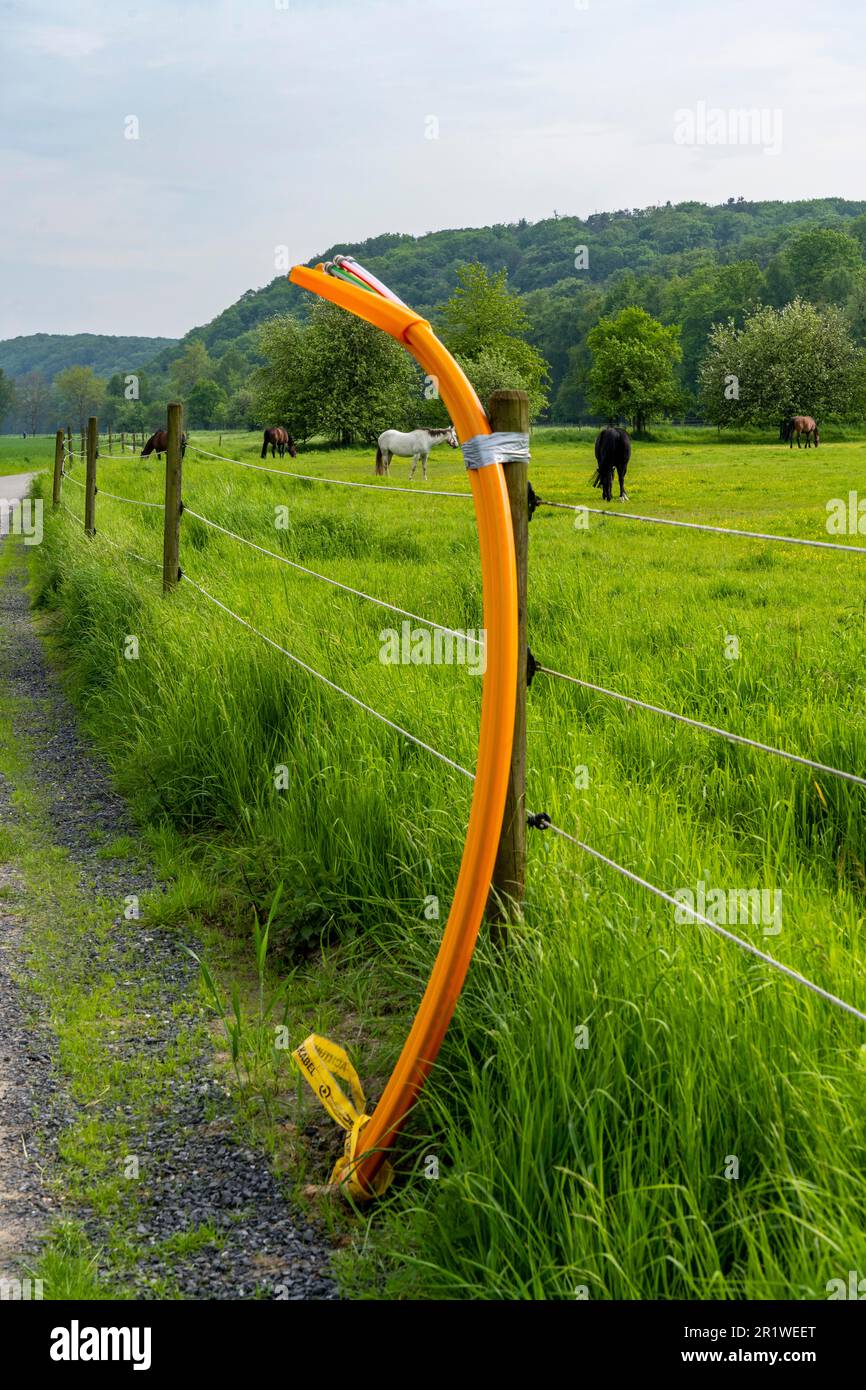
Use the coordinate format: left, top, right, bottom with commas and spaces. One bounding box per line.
60, 497, 159, 568
96, 486, 164, 509
190, 444, 866, 552
173, 566, 866, 1028
540, 819, 866, 1025
181, 571, 474, 782
535, 663, 866, 789
60, 456, 866, 782
71, 450, 864, 781
182, 502, 866, 786
538, 498, 866, 555
53, 450, 866, 1023
186, 443, 471, 499
182, 504, 484, 647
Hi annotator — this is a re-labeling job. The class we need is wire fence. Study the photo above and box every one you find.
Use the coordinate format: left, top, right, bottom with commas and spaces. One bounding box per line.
188, 443, 471, 498
534, 663, 866, 789
49, 428, 866, 1025
536, 497, 866, 555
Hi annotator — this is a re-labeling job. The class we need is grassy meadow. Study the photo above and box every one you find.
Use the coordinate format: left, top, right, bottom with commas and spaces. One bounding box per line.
19, 423, 866, 1299
0, 432, 55, 477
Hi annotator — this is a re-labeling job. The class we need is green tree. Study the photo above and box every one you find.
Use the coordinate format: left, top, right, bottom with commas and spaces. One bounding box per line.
767, 228, 865, 308
169, 340, 213, 397
458, 342, 549, 421
671, 261, 764, 390
440, 261, 532, 352
186, 378, 227, 429
252, 316, 317, 439
586, 307, 682, 433
698, 298, 863, 426
226, 387, 257, 430
15, 370, 50, 434
0, 369, 16, 432
254, 306, 418, 445
439, 262, 550, 418
305, 302, 419, 444
214, 347, 250, 392
54, 365, 106, 433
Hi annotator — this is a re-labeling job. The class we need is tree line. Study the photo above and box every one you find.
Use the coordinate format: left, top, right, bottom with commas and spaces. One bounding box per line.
4, 200, 866, 439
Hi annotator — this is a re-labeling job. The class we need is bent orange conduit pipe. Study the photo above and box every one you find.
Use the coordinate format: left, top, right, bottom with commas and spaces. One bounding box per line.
288, 262, 519, 1198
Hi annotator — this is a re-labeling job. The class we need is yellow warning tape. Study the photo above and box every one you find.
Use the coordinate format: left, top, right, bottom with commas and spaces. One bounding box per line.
291, 1033, 393, 1200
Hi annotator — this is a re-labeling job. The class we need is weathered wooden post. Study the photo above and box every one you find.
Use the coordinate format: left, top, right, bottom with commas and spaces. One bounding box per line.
84, 416, 97, 535
80, 425, 86, 460
487, 389, 531, 932
66, 425, 73, 466
120, 431, 126, 454
108, 426, 113, 456
52, 429, 64, 508
162, 402, 183, 593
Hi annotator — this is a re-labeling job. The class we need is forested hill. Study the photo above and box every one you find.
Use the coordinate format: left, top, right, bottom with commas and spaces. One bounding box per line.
146, 197, 866, 373
0, 333, 177, 380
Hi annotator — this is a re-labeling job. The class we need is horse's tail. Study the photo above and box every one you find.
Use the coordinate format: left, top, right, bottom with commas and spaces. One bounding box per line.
375, 446, 385, 476
260, 431, 268, 459
592, 431, 615, 499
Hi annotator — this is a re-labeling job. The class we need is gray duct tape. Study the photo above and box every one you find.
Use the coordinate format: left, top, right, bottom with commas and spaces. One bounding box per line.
462, 431, 531, 470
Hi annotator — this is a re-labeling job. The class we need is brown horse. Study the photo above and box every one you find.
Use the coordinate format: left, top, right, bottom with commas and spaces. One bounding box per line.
141, 429, 187, 460
781, 416, 819, 449
261, 427, 297, 459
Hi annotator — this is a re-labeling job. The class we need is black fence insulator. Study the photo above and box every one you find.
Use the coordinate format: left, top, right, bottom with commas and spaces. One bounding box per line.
527, 481, 541, 521
527, 811, 552, 830
527, 647, 539, 688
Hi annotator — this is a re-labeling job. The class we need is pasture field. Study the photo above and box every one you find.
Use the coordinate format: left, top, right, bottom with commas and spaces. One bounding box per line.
26, 426, 866, 1299
0, 433, 54, 477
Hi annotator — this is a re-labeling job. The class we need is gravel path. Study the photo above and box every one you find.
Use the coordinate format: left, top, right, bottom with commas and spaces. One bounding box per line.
0, 503, 338, 1299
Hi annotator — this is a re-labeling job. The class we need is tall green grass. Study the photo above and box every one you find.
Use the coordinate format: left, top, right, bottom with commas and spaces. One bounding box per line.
31, 430, 866, 1298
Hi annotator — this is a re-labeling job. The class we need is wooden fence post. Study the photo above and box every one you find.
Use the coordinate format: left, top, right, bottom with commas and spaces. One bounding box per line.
108, 427, 113, 456
84, 416, 97, 535
80, 426, 86, 460
52, 429, 64, 508
163, 402, 183, 593
487, 389, 531, 932
66, 425, 73, 467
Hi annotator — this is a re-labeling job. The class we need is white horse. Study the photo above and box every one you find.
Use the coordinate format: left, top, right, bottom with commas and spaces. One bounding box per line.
375, 426, 458, 481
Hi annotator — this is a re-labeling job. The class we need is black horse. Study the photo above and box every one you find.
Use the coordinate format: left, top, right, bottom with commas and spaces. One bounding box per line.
261, 427, 297, 459
592, 427, 631, 501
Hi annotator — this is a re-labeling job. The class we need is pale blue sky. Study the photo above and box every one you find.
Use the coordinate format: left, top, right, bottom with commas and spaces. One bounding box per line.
1, 0, 864, 339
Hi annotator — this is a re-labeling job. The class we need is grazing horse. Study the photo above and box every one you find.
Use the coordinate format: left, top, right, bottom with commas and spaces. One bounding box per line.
375, 426, 458, 480
781, 415, 819, 449
261, 427, 297, 459
592, 426, 631, 501
141, 429, 188, 460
